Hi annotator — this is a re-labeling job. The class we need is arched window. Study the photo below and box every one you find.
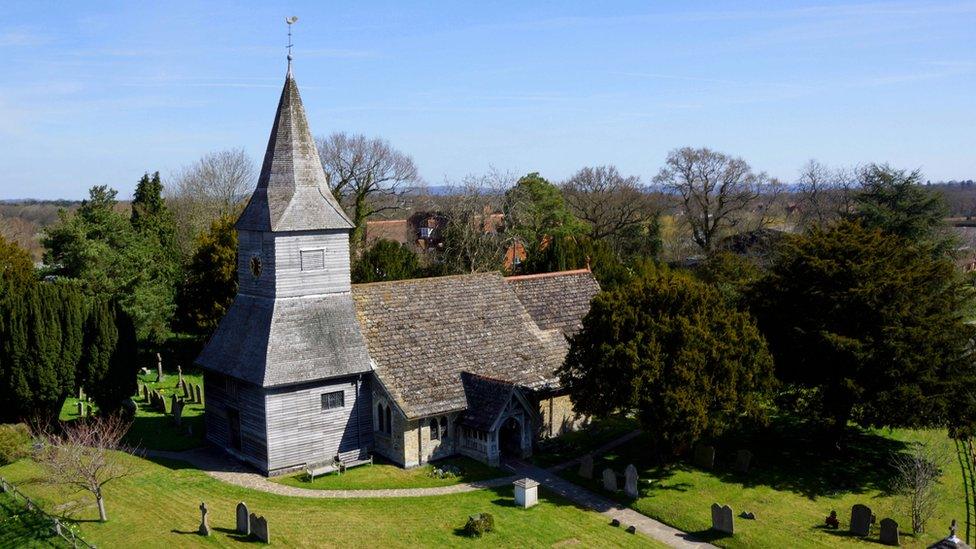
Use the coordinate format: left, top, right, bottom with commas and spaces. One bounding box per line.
385, 405, 392, 434
439, 417, 448, 439
429, 418, 439, 440
376, 403, 385, 433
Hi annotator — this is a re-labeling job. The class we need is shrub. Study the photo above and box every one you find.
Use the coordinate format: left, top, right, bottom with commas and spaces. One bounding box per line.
0, 423, 31, 465
463, 512, 495, 537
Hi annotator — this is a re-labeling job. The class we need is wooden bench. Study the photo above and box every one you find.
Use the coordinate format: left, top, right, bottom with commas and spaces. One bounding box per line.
304, 454, 373, 481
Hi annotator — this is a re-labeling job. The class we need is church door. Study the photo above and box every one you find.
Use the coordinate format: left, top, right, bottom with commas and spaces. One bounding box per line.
499, 416, 522, 459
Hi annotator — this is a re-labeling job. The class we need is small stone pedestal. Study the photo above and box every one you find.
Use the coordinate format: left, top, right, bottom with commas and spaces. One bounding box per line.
513, 478, 539, 509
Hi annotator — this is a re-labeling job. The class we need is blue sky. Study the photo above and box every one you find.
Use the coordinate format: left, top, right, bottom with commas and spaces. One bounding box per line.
0, 1, 974, 199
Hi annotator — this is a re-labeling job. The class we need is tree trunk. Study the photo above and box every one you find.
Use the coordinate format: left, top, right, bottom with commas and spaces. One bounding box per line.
96, 493, 107, 522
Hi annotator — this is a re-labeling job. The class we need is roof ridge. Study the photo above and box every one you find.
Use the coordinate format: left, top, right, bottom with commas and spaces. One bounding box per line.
504, 268, 591, 282
351, 271, 502, 288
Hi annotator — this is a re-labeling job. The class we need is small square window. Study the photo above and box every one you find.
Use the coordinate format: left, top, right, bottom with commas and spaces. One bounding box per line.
301, 249, 326, 271
321, 391, 344, 410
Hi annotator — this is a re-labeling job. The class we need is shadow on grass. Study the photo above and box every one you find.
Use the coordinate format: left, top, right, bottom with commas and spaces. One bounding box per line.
213, 526, 264, 543
682, 529, 733, 543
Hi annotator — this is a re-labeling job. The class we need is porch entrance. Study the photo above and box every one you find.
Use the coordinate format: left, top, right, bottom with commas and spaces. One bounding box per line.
499, 416, 522, 459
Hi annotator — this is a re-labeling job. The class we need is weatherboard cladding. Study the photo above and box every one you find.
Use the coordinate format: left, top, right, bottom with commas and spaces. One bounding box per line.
506, 269, 601, 337
236, 71, 352, 233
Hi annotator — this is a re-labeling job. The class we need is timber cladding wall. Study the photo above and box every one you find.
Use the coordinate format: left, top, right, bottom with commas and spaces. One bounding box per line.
203, 371, 269, 471
264, 375, 372, 473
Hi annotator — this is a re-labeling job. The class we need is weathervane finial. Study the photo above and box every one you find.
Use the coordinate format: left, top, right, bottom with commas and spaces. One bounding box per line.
285, 16, 299, 74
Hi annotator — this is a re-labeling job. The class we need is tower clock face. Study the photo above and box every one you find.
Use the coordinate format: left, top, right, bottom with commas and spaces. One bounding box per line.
249, 255, 262, 278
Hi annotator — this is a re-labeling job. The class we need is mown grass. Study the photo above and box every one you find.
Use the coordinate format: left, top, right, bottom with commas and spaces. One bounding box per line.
0, 453, 661, 548
0, 491, 71, 548
531, 415, 640, 468
560, 420, 966, 548
274, 455, 505, 490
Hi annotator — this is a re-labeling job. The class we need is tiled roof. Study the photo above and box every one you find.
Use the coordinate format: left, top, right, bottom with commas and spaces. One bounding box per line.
365, 219, 414, 246
237, 68, 353, 232
351, 270, 599, 418
506, 269, 601, 337
459, 373, 515, 431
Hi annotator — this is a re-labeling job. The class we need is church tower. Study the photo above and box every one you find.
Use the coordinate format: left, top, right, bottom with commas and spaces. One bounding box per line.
197, 61, 374, 475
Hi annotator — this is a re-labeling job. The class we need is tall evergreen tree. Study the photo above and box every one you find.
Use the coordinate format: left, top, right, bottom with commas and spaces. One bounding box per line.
176, 214, 238, 336
352, 239, 422, 283
852, 164, 951, 252
503, 172, 586, 256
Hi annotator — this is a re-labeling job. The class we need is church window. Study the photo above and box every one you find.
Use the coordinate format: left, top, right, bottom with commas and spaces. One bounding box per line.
321, 390, 344, 410
429, 418, 439, 440
385, 406, 392, 434
300, 249, 326, 271
377, 403, 385, 433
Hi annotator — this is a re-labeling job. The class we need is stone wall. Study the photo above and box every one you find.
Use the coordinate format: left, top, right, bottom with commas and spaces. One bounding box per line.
537, 393, 588, 438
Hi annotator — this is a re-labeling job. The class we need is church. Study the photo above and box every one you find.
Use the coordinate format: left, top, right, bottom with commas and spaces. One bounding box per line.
195, 61, 600, 476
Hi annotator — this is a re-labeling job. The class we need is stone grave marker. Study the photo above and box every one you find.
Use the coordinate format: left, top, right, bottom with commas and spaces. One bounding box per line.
694, 445, 715, 469
156, 353, 163, 383
710, 503, 734, 534
173, 399, 185, 427
77, 401, 85, 417
250, 513, 270, 543
177, 365, 183, 388
735, 450, 752, 473
235, 502, 249, 535
170, 395, 179, 416
602, 468, 617, 491
578, 455, 593, 479
181, 379, 190, 399
624, 464, 639, 498
198, 501, 211, 536
78, 386, 85, 400
142, 384, 149, 402
850, 504, 872, 537
879, 518, 899, 546
195, 385, 203, 405
513, 478, 539, 508
625, 525, 637, 534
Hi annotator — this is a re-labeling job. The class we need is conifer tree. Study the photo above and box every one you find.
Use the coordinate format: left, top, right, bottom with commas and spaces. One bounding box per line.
176, 213, 238, 336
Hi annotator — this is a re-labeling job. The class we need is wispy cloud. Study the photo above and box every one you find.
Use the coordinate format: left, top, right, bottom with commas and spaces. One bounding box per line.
0, 28, 51, 47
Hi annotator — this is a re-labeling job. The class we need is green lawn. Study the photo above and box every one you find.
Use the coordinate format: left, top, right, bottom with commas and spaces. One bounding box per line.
0, 492, 71, 548
532, 415, 640, 468
274, 456, 505, 490
0, 453, 661, 548
560, 420, 966, 548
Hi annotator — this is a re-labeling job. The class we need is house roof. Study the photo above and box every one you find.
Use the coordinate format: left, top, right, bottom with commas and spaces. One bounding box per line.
506, 269, 600, 337
458, 372, 517, 431
196, 293, 372, 387
236, 68, 353, 233
351, 270, 600, 418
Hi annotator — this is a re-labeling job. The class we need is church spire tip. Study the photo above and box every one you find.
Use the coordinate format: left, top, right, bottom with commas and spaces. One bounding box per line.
285, 16, 298, 78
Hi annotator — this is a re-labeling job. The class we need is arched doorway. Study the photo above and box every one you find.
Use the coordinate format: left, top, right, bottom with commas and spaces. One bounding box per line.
499, 416, 522, 459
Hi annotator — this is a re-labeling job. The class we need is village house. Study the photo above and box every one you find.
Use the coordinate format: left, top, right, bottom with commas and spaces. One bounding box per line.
195, 62, 598, 475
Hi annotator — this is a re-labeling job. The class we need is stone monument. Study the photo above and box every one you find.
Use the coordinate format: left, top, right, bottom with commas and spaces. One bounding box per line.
513, 478, 539, 509
624, 464, 639, 498
879, 518, 899, 546
850, 504, 872, 537
236, 502, 250, 535
602, 468, 617, 491
198, 501, 211, 536
710, 503, 734, 534
694, 445, 715, 469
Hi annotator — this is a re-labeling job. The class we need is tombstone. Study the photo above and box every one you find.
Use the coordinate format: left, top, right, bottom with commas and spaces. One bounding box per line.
602, 468, 617, 491
77, 401, 85, 417
170, 395, 179, 415
625, 525, 637, 534
850, 504, 872, 537
250, 513, 270, 543
195, 385, 203, 405
198, 501, 210, 536
710, 503, 734, 534
155, 353, 163, 383
624, 464, 639, 498
610, 518, 620, 527
156, 391, 166, 412
181, 379, 190, 399
78, 386, 85, 400
177, 365, 184, 388
172, 399, 184, 427
694, 445, 715, 469
142, 384, 149, 402
235, 502, 250, 536
513, 478, 539, 508
578, 455, 593, 479
740, 511, 756, 520
879, 518, 899, 546
735, 450, 753, 473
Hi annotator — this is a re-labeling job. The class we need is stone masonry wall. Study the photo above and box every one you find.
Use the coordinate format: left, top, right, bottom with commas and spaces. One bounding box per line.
538, 393, 589, 438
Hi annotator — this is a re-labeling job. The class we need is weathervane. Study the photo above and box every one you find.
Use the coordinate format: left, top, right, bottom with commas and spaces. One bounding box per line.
285, 16, 299, 69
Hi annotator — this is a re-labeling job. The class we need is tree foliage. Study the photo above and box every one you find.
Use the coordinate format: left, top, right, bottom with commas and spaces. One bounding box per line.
522, 235, 633, 290
751, 221, 976, 441
503, 172, 586, 255
561, 269, 775, 452
0, 234, 36, 294
352, 239, 422, 283
176, 214, 238, 336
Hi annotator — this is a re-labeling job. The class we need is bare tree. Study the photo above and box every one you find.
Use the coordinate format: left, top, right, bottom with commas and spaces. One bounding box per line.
316, 133, 420, 249
561, 165, 658, 241
167, 148, 256, 257
794, 160, 857, 229
32, 414, 135, 522
653, 147, 766, 252
439, 171, 511, 274
891, 440, 947, 534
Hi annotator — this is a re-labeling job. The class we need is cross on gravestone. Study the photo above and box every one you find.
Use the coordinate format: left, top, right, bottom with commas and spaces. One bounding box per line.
624, 464, 639, 498
236, 502, 250, 535
710, 503, 734, 534
879, 517, 899, 546
602, 468, 618, 491
850, 504, 873, 537
156, 353, 163, 383
249, 513, 270, 543
578, 455, 593, 479
694, 445, 715, 469
735, 449, 753, 473
198, 501, 211, 536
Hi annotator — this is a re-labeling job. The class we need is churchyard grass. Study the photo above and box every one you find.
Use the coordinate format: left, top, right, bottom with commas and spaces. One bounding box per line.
0, 453, 659, 548
560, 420, 964, 548
274, 455, 504, 490
0, 491, 72, 548
531, 415, 639, 468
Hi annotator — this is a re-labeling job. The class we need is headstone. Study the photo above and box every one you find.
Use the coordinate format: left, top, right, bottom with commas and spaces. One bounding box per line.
850, 504, 872, 537
156, 353, 163, 383
177, 365, 183, 388
142, 384, 149, 402
77, 401, 85, 417
710, 503, 734, 534
624, 464, 639, 498
156, 391, 166, 412
625, 525, 637, 534
173, 399, 184, 427
78, 386, 85, 400
235, 502, 250, 535
740, 511, 756, 520
694, 445, 715, 469
610, 518, 620, 527
170, 395, 179, 415
513, 478, 539, 508
879, 518, 899, 546
250, 513, 270, 543
195, 385, 203, 405
181, 379, 189, 399
198, 501, 210, 536
735, 450, 753, 473
602, 468, 617, 491
578, 455, 593, 479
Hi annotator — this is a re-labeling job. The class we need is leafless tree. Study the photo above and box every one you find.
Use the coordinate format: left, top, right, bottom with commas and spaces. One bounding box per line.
891, 440, 948, 534
316, 133, 420, 249
794, 160, 857, 229
167, 148, 256, 257
0, 214, 41, 261
561, 165, 658, 241
32, 414, 135, 522
653, 147, 767, 252
439, 171, 511, 274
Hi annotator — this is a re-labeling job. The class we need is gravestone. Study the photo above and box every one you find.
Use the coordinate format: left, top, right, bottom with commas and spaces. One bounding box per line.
710, 503, 734, 534
181, 379, 190, 399
173, 399, 184, 427
694, 445, 715, 469
77, 401, 85, 417
156, 391, 166, 412
578, 455, 593, 479
78, 386, 85, 400
602, 468, 617, 491
198, 501, 211, 536
624, 464, 639, 498
626, 525, 636, 534
142, 385, 149, 402
610, 518, 620, 527
879, 518, 899, 546
235, 502, 250, 535
250, 513, 270, 543
156, 353, 163, 383
513, 478, 539, 508
850, 504, 872, 537
177, 365, 183, 388
735, 450, 752, 473
195, 385, 203, 405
